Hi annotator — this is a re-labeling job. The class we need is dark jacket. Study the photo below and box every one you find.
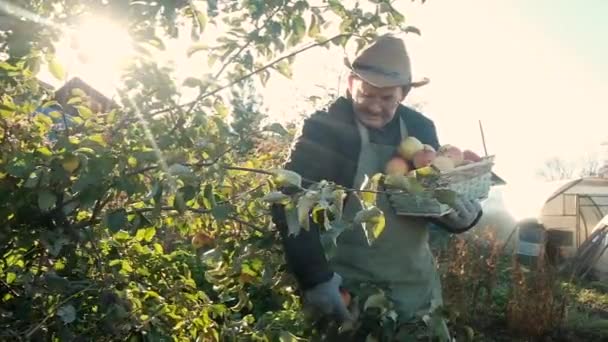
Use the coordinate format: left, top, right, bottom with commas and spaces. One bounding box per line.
271, 96, 481, 290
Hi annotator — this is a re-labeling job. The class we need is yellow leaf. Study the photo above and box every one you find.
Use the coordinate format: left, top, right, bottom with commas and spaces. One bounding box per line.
369, 214, 386, 240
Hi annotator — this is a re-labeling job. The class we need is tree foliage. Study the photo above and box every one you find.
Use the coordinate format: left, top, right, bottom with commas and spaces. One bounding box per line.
0, 0, 422, 340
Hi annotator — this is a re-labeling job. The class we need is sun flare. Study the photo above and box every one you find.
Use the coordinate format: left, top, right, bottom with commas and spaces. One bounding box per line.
69, 17, 134, 69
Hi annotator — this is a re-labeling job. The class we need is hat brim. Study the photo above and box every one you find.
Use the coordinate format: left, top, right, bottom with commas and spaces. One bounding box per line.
344, 58, 429, 88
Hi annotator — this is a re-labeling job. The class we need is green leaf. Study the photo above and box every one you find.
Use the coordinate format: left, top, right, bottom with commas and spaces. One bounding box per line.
6, 157, 33, 178
292, 15, 306, 40
213, 98, 229, 117
263, 122, 288, 136
106, 210, 128, 232
87, 134, 107, 147
38, 190, 57, 212
404, 26, 422, 36
354, 206, 386, 245
74, 147, 95, 155
211, 204, 233, 221
36, 147, 53, 157
57, 305, 76, 324
261, 191, 290, 204
187, 44, 208, 58
127, 156, 137, 168
360, 173, 383, 209
203, 184, 216, 209
6, 272, 16, 284
279, 331, 301, 342
258, 69, 271, 86
48, 56, 66, 81
174, 192, 187, 214
115, 231, 130, 241
271, 169, 302, 188
75, 105, 93, 119
168, 163, 192, 176
195, 10, 207, 33
183, 77, 202, 88
308, 14, 321, 37
44, 273, 69, 292
274, 60, 292, 79
122, 260, 133, 273
143, 227, 156, 242
68, 97, 82, 105
297, 192, 320, 230
153, 243, 164, 254
71, 88, 87, 98
363, 291, 391, 311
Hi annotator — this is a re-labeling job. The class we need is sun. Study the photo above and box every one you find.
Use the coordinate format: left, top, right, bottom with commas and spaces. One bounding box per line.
69, 17, 134, 69
46, 16, 136, 96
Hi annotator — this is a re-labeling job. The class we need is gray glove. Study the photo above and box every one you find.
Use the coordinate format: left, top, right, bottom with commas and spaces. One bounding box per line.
303, 273, 353, 323
437, 195, 482, 230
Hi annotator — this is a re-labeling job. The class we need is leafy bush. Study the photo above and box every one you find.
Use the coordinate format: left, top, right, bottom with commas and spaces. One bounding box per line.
0, 0, 419, 340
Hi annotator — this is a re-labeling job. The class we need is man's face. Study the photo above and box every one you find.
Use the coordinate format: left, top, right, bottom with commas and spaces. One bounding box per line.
348, 75, 408, 129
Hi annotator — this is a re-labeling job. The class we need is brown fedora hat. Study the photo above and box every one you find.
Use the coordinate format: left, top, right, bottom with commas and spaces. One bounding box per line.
344, 33, 429, 88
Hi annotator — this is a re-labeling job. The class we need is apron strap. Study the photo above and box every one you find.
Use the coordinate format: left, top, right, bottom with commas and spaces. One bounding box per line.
399, 116, 408, 140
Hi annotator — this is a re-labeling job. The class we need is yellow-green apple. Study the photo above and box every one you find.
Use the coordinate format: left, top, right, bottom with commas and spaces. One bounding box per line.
398, 137, 424, 160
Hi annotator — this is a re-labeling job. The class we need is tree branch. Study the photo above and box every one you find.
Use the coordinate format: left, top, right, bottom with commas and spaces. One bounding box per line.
181, 33, 350, 107
0, 278, 19, 297
227, 215, 266, 235
124, 143, 238, 177
24, 284, 95, 339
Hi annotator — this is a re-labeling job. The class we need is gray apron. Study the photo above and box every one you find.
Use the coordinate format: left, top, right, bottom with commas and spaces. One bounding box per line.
329, 117, 444, 323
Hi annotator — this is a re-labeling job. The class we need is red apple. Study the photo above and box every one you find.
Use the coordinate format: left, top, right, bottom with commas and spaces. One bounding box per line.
412, 145, 437, 169
463, 149, 482, 163
385, 157, 410, 175
438, 144, 464, 166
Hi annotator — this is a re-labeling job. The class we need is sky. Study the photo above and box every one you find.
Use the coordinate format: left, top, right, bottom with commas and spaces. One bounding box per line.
36, 0, 608, 220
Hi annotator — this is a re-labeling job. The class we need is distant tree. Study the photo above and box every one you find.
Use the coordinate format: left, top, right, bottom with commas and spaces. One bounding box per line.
536, 157, 576, 181
537, 154, 603, 181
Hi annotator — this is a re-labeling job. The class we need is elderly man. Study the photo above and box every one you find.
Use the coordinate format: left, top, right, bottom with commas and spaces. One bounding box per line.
272, 34, 483, 339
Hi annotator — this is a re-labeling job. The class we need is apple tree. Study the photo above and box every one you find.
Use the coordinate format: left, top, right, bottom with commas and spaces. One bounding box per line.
0, 0, 422, 340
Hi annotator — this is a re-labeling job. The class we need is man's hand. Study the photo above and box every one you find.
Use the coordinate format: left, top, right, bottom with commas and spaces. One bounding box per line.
436, 196, 482, 231
303, 273, 353, 324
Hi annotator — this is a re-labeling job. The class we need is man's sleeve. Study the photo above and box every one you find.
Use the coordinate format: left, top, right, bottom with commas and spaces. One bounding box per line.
271, 114, 338, 290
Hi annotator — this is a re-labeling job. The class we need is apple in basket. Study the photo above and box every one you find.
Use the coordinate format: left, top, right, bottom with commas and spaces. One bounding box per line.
432, 155, 455, 172
412, 144, 437, 169
463, 149, 482, 163
385, 156, 410, 176
438, 144, 464, 166
398, 137, 424, 160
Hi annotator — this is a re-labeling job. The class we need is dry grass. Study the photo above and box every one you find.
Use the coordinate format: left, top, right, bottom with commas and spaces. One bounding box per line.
436, 226, 570, 340
505, 254, 567, 338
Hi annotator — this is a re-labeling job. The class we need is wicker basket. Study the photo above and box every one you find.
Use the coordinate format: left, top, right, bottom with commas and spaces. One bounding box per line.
387, 156, 495, 217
